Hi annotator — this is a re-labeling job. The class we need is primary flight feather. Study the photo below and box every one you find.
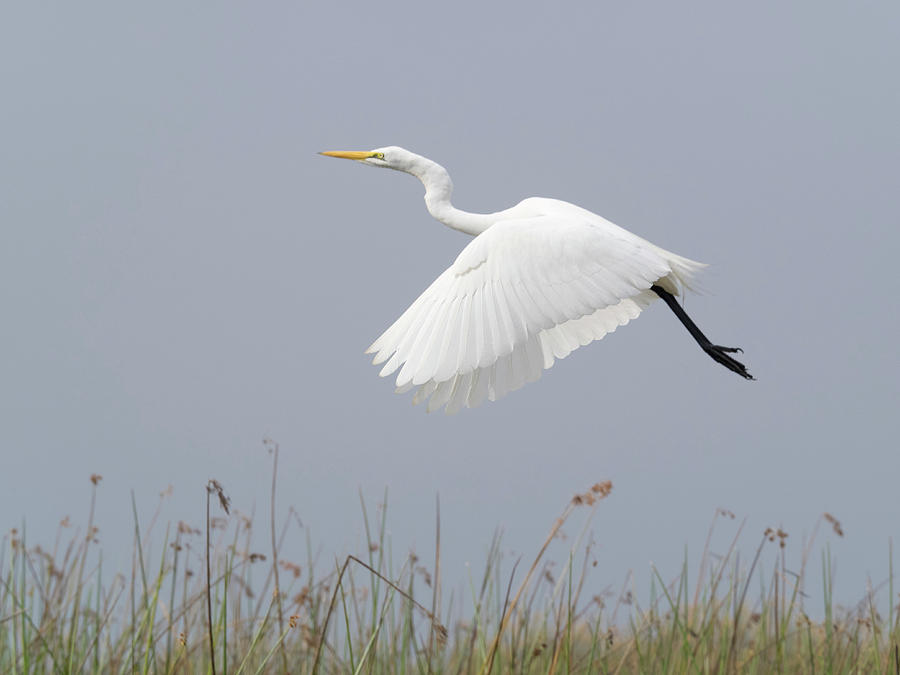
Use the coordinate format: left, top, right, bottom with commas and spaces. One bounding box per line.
321, 146, 752, 413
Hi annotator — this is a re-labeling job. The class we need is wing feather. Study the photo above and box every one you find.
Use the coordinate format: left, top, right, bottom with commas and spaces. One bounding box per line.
481, 279, 503, 367
525, 334, 546, 381
490, 353, 512, 401
426, 294, 462, 384
396, 297, 445, 386
411, 380, 437, 405
449, 292, 472, 379
492, 279, 518, 357
426, 378, 455, 413
468, 287, 485, 373
467, 367, 490, 408
445, 371, 473, 415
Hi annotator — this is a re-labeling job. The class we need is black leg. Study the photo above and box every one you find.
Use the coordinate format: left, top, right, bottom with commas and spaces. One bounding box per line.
651, 285, 754, 380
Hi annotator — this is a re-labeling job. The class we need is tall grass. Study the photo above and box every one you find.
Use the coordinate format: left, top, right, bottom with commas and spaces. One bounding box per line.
1, 463, 897, 674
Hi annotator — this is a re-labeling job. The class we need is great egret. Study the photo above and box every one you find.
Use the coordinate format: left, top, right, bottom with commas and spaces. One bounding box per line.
322, 146, 753, 413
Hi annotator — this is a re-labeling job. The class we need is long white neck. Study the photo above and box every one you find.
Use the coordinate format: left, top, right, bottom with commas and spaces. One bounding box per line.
402, 154, 503, 237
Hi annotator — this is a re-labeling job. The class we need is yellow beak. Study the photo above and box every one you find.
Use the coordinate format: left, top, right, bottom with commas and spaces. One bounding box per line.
319, 150, 376, 160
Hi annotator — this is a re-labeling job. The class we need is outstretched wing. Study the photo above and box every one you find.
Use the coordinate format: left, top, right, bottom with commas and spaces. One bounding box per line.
366, 214, 697, 413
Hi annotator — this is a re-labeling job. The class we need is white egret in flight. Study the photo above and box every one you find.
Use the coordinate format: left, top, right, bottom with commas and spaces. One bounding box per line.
322, 147, 753, 413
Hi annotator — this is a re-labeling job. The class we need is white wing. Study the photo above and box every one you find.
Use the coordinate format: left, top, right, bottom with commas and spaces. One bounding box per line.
367, 212, 704, 413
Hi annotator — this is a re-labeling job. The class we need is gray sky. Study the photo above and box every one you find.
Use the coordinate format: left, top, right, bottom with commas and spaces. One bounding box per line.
2, 1, 898, 612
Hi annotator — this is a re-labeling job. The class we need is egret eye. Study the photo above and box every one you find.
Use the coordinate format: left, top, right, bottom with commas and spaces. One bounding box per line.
373, 152, 385, 160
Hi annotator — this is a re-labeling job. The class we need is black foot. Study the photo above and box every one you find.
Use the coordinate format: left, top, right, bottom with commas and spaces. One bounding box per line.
650, 284, 755, 381
703, 343, 754, 380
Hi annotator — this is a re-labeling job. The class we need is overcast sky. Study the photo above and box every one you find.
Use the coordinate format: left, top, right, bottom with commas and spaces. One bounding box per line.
2, 1, 898, 614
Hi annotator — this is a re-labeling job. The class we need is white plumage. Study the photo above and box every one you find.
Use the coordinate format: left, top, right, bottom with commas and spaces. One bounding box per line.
321, 146, 750, 413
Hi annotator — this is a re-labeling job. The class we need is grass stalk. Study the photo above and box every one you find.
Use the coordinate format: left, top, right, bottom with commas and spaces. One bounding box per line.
3, 471, 893, 674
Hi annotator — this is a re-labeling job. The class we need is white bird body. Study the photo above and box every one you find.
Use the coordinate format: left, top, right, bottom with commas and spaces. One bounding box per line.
321, 146, 751, 413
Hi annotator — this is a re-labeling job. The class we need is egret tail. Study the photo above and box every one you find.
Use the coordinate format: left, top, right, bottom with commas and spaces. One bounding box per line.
651, 285, 754, 380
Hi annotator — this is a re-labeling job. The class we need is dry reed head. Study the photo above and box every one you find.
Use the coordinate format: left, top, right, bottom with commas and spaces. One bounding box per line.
178, 521, 201, 535
824, 512, 844, 537
764, 527, 789, 549
572, 480, 613, 506
293, 586, 311, 607
207, 479, 231, 514
416, 566, 432, 587
279, 560, 302, 578
432, 623, 449, 648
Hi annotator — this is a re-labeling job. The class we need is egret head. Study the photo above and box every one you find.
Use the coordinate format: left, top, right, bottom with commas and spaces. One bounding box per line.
320, 146, 453, 209
320, 146, 424, 173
